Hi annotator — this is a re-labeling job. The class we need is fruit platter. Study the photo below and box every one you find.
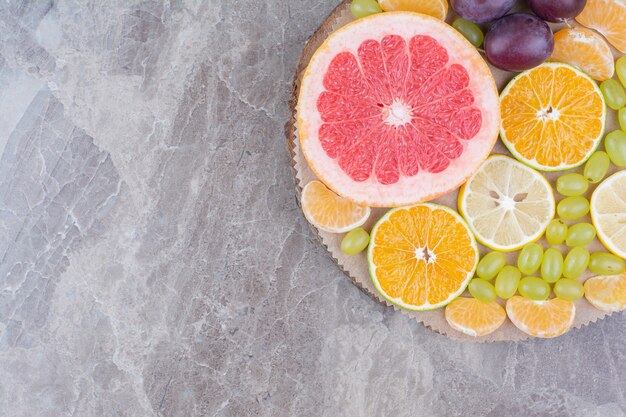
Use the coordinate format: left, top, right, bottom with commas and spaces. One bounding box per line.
286, 0, 626, 341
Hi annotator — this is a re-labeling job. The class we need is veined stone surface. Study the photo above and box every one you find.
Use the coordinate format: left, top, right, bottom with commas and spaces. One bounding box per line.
0, 1, 624, 416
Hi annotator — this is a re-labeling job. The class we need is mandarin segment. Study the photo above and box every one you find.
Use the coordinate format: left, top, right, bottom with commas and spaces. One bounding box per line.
576, 0, 626, 53
506, 296, 575, 338
550, 27, 614, 81
584, 273, 626, 312
369, 204, 478, 310
378, 0, 448, 20
445, 298, 506, 337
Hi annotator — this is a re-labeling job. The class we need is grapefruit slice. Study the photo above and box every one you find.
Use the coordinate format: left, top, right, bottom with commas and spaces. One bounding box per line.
297, 12, 500, 207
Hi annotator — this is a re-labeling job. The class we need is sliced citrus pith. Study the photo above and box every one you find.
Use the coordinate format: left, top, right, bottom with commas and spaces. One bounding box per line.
590, 171, 626, 258
378, 0, 448, 20
550, 27, 615, 81
298, 12, 500, 207
368, 203, 478, 311
445, 297, 506, 337
301, 180, 370, 233
500, 62, 606, 171
576, 0, 626, 53
458, 155, 555, 252
506, 296, 575, 338
584, 273, 626, 312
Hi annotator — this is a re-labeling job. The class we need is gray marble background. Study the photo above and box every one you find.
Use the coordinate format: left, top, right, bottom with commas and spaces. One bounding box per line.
0, 1, 624, 416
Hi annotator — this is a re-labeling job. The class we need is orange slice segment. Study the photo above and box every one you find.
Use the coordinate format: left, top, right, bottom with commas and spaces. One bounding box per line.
378, 0, 448, 20
506, 296, 575, 338
301, 180, 370, 233
445, 297, 506, 337
500, 62, 606, 171
368, 203, 478, 310
584, 273, 626, 312
576, 0, 626, 53
550, 27, 615, 81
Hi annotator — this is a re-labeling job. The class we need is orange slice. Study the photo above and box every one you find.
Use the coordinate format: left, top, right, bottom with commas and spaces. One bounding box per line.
301, 180, 370, 233
445, 297, 506, 337
550, 27, 615, 81
506, 296, 575, 338
368, 203, 478, 310
378, 0, 448, 20
584, 273, 626, 312
576, 0, 626, 53
500, 62, 606, 171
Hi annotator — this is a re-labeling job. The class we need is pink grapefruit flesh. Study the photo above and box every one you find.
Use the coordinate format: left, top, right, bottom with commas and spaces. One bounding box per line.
297, 12, 500, 207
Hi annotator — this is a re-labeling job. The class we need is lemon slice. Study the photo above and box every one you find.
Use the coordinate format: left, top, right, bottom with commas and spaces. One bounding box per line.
458, 155, 555, 252
591, 171, 626, 258
301, 181, 370, 233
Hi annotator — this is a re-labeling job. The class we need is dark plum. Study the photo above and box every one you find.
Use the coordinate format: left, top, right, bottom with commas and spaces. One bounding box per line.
528, 0, 587, 22
450, 0, 516, 24
484, 13, 554, 72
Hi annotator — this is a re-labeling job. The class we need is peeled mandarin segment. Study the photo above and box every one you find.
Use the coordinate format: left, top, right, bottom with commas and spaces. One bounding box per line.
550, 27, 615, 82
584, 273, 626, 312
378, 0, 448, 19
576, 0, 626, 53
445, 297, 506, 337
459, 155, 554, 251
301, 181, 370, 233
369, 204, 478, 311
506, 296, 576, 338
591, 171, 626, 258
500, 63, 605, 171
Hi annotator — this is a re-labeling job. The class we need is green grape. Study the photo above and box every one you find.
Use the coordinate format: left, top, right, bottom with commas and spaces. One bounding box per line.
452, 18, 484, 48
553, 279, 585, 301
619, 108, 626, 133
476, 251, 506, 280
605, 130, 626, 167
350, 0, 382, 18
541, 247, 563, 283
617, 56, 626, 88
565, 223, 596, 247
495, 265, 521, 299
517, 243, 543, 275
468, 278, 497, 303
589, 252, 625, 275
600, 79, 626, 110
557, 196, 589, 220
341, 227, 370, 255
556, 173, 588, 197
545, 219, 568, 246
518, 277, 551, 301
563, 247, 590, 279
584, 151, 610, 184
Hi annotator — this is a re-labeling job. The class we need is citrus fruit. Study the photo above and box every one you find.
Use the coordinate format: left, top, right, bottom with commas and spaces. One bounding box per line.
368, 203, 478, 310
506, 296, 576, 338
458, 155, 555, 251
445, 297, 506, 337
576, 0, 626, 53
584, 273, 626, 312
550, 27, 615, 82
378, 0, 448, 20
301, 180, 370, 233
500, 62, 606, 171
590, 170, 626, 258
298, 12, 500, 207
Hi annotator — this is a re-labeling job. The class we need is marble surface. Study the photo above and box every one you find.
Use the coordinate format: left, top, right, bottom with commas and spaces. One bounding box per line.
0, 1, 624, 416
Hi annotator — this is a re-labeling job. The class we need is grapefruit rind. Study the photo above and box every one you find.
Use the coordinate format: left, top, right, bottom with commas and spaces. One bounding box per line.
297, 12, 500, 207
499, 62, 606, 172
367, 203, 479, 311
590, 171, 626, 258
458, 155, 556, 252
